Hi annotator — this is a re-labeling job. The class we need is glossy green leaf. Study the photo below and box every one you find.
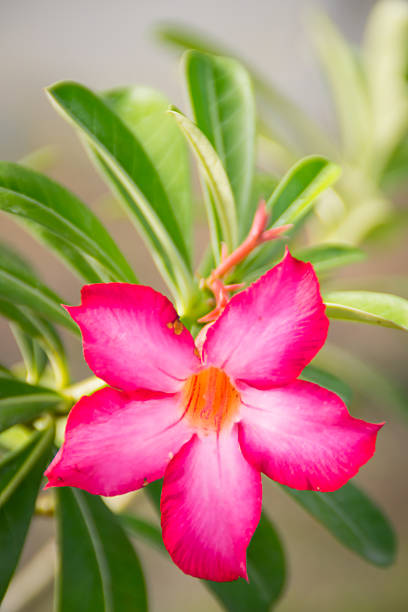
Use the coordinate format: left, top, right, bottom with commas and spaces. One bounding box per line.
283, 482, 396, 566
267, 155, 341, 227
251, 172, 278, 207
0, 163, 136, 283
325, 290, 408, 331
0, 243, 78, 334
0, 245, 72, 385
88, 148, 192, 307
168, 107, 238, 256
29, 228, 108, 283
234, 156, 341, 283
300, 365, 352, 407
104, 86, 193, 252
197, 173, 279, 278
0, 377, 63, 432
146, 481, 285, 611
156, 23, 333, 154
0, 299, 46, 340
295, 244, 365, 273
55, 488, 147, 612
0, 425, 54, 602
184, 50, 255, 236
0, 248, 69, 357
47, 81, 194, 306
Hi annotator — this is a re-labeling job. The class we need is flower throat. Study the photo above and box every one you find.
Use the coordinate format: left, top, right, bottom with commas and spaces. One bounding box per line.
182, 367, 240, 432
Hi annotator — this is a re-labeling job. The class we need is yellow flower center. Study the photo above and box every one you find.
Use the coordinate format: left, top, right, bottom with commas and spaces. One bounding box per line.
182, 367, 240, 432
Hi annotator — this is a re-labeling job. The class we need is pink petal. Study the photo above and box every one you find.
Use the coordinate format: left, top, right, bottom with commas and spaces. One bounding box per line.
45, 387, 193, 496
202, 250, 328, 387
161, 427, 262, 581
66, 284, 200, 393
238, 380, 383, 492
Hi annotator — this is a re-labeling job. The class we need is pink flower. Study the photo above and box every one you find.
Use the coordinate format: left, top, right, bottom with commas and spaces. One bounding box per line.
45, 251, 382, 582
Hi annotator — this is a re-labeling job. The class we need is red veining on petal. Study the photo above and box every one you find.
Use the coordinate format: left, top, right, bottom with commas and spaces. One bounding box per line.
182, 367, 240, 432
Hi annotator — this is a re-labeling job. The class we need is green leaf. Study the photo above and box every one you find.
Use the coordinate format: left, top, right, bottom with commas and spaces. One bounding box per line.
0, 366, 12, 378
184, 50, 255, 236
104, 86, 193, 253
300, 365, 352, 407
311, 12, 371, 161
0, 424, 54, 602
209, 512, 286, 612
206, 172, 278, 280
315, 343, 408, 416
0, 243, 78, 334
9, 326, 47, 384
0, 244, 81, 385
55, 488, 147, 612
363, 0, 408, 174
168, 107, 238, 257
283, 482, 396, 567
146, 481, 285, 611
156, 23, 333, 155
28, 227, 109, 283
47, 81, 194, 307
0, 162, 136, 283
156, 23, 228, 57
324, 290, 408, 331
0, 377, 63, 432
0, 299, 46, 340
381, 136, 408, 191
267, 155, 341, 227
0, 248, 68, 356
295, 244, 365, 273
88, 150, 195, 311
120, 514, 165, 553
0, 300, 69, 387
251, 172, 278, 207
197, 168, 277, 276
234, 156, 341, 283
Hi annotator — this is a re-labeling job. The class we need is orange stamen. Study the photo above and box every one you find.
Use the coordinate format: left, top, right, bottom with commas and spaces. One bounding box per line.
182, 367, 240, 432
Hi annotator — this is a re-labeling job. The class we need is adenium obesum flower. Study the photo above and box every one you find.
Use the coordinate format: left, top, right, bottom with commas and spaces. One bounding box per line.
45, 251, 382, 582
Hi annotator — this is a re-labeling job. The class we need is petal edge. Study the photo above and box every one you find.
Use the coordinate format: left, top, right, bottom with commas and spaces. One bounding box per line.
66, 283, 200, 393
45, 387, 193, 496
161, 428, 262, 581
238, 380, 383, 492
203, 251, 329, 388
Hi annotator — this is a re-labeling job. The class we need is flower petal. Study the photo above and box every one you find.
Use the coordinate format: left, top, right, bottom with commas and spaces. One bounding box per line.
161, 427, 262, 581
238, 380, 383, 492
203, 250, 328, 387
45, 387, 193, 496
66, 283, 200, 393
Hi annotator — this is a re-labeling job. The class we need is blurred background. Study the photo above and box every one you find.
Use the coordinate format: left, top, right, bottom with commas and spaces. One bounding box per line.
1, 0, 407, 610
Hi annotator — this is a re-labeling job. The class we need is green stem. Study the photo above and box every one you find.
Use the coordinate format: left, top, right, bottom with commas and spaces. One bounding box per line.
47, 350, 70, 390
63, 376, 107, 401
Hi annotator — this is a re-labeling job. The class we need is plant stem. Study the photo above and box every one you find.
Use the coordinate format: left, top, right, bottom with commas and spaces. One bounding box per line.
63, 376, 107, 401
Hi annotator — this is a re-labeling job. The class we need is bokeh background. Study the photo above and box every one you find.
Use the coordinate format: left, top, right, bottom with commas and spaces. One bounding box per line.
1, 0, 407, 610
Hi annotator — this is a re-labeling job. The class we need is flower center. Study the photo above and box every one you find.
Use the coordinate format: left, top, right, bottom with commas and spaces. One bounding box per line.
182, 367, 240, 432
